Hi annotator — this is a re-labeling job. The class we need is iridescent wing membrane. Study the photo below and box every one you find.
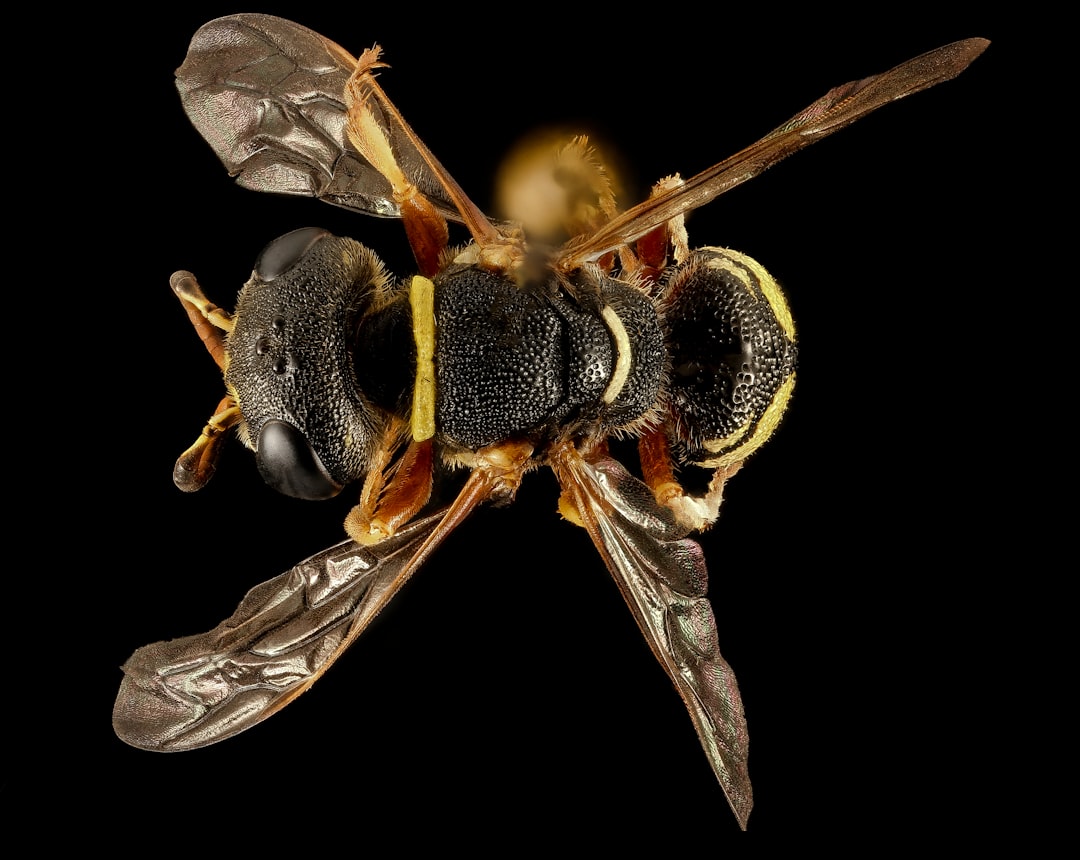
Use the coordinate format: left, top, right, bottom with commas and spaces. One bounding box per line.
552, 453, 753, 824
114, 453, 752, 820
113, 511, 446, 750
175, 13, 464, 222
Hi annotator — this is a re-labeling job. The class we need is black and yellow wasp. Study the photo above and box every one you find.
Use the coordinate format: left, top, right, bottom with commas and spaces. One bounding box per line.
113, 15, 986, 828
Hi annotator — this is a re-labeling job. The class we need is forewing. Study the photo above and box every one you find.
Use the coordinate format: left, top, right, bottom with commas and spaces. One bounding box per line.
561, 37, 988, 267
551, 450, 753, 829
175, 14, 463, 221
114, 511, 447, 751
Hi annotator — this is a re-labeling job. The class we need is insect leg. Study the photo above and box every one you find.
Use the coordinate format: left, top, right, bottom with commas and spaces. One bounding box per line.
343, 49, 526, 274
346, 437, 435, 545
173, 395, 242, 492
170, 270, 233, 369
632, 175, 691, 284
637, 426, 742, 532
341, 48, 448, 277
167, 270, 243, 491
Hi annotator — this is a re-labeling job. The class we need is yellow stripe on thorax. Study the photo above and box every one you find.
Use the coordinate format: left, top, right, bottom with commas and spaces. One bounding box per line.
410, 275, 436, 441
600, 305, 632, 404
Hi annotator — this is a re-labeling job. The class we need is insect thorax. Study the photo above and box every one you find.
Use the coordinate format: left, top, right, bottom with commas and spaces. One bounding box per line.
429, 265, 665, 450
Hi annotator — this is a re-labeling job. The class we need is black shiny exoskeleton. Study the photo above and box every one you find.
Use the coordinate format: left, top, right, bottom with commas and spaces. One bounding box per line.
228, 227, 794, 501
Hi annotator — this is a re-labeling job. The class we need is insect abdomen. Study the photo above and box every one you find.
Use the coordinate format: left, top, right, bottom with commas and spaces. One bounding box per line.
662, 248, 797, 468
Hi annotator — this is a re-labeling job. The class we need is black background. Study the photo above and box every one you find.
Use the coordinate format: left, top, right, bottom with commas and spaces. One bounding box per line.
42, 4, 1011, 843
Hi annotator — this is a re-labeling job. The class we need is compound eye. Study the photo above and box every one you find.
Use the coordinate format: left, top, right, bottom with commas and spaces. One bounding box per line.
255, 420, 343, 500
254, 228, 331, 281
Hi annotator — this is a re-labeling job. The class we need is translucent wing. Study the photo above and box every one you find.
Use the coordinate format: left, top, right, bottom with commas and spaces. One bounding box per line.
551, 449, 753, 829
559, 37, 989, 268
175, 13, 464, 223
114, 510, 449, 751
